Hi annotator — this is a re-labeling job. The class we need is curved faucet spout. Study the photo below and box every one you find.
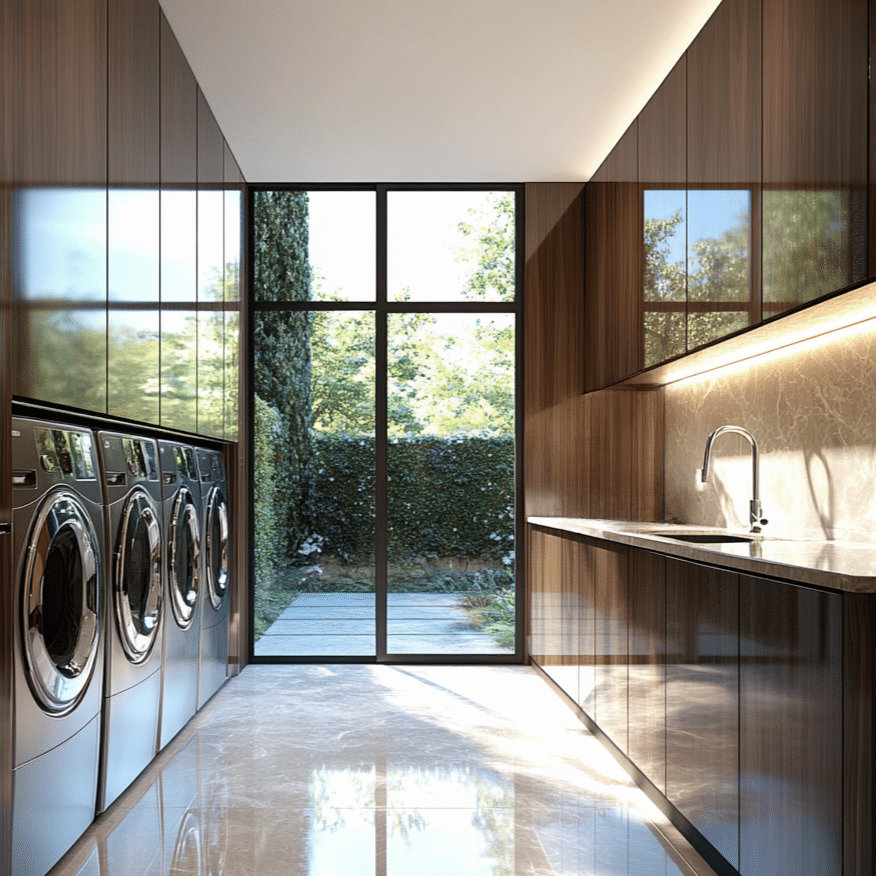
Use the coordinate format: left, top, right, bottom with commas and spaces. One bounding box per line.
701, 425, 768, 533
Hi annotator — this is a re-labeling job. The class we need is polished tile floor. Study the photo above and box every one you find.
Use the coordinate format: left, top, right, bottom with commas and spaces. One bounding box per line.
49, 665, 717, 876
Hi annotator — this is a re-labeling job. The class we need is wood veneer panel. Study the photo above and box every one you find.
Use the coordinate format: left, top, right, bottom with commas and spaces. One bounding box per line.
159, 10, 197, 432
108, 0, 160, 424
584, 120, 640, 391
590, 539, 628, 753
523, 183, 589, 519
687, 0, 761, 186
740, 574, 842, 876
7, 0, 108, 412
639, 57, 686, 368
666, 558, 738, 870
557, 535, 581, 703
843, 591, 876, 876
627, 549, 666, 793
762, 0, 868, 313
588, 389, 633, 521
108, 0, 159, 187
528, 526, 562, 669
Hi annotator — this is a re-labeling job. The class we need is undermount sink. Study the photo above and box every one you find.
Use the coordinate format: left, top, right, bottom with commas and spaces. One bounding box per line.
659, 533, 756, 544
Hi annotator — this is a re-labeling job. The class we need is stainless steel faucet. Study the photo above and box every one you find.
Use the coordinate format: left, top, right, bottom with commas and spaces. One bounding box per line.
701, 425, 768, 534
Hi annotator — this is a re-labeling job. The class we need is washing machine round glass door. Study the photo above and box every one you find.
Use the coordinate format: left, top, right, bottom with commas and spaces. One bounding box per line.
115, 487, 162, 663
204, 487, 229, 611
169, 487, 200, 629
22, 489, 102, 715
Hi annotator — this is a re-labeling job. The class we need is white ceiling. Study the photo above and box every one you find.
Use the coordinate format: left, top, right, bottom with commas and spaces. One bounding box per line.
159, 0, 723, 183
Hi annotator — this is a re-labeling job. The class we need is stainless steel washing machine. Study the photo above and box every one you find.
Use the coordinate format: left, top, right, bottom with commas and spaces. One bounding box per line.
96, 431, 164, 812
157, 441, 202, 751
10, 418, 106, 876
195, 448, 230, 709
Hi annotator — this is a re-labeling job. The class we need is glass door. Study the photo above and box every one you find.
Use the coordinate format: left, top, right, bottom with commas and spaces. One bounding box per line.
251, 186, 521, 662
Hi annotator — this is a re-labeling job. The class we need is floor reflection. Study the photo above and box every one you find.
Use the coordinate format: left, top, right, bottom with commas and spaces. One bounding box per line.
49, 666, 716, 876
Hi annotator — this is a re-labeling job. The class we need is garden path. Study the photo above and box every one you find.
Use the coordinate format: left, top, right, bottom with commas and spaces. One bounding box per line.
256, 592, 510, 657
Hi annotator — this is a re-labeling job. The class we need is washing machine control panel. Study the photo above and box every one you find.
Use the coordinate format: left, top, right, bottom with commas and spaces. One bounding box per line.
13, 427, 97, 488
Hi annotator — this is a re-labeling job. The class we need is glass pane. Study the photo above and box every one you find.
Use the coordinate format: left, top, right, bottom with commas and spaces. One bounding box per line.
387, 313, 515, 655
160, 310, 197, 433
762, 188, 856, 316
198, 189, 224, 302
198, 310, 224, 438
224, 186, 241, 302
108, 308, 159, 424
309, 191, 375, 301
253, 190, 375, 302
253, 311, 376, 658
161, 189, 197, 302
224, 308, 239, 441
388, 191, 515, 301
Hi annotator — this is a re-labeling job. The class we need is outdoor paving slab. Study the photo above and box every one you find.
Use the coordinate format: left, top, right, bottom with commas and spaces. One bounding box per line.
258, 591, 507, 657
254, 635, 376, 657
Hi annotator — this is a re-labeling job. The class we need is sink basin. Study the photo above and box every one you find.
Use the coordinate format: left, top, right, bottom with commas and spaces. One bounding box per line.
660, 533, 755, 544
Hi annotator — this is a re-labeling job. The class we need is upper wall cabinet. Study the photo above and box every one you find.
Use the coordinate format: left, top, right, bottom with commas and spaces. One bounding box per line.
686, 0, 761, 350
197, 89, 226, 439
584, 121, 639, 391
223, 145, 243, 441
108, 0, 160, 425
761, 0, 868, 317
583, 0, 870, 389
8, 0, 108, 413
639, 55, 686, 368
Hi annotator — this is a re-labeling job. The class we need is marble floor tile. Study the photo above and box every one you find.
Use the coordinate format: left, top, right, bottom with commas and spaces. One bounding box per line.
48, 665, 717, 876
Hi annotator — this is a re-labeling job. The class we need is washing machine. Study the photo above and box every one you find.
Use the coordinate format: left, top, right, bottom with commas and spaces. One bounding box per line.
195, 448, 230, 709
10, 418, 106, 876
156, 441, 202, 751
96, 431, 164, 812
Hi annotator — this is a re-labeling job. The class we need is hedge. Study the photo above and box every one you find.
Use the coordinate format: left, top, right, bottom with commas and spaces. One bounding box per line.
310, 434, 515, 562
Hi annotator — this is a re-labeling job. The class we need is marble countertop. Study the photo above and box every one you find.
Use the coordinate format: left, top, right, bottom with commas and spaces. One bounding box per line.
527, 517, 876, 594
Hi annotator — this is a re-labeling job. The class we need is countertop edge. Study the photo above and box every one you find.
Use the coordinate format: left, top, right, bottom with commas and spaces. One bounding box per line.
526, 517, 876, 594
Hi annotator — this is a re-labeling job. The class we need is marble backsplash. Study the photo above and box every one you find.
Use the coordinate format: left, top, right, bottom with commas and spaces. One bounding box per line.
664, 319, 876, 543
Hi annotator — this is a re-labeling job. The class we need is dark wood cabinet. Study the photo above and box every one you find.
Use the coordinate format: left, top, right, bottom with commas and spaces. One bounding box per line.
761, 0, 868, 317
686, 0, 761, 349
588, 538, 629, 753
639, 56, 687, 369
627, 549, 666, 793
740, 574, 842, 876
528, 526, 563, 672
666, 557, 739, 871
108, 0, 160, 424
583, 0, 871, 389
159, 10, 198, 433
197, 88, 226, 438
584, 121, 640, 391
7, 0, 108, 413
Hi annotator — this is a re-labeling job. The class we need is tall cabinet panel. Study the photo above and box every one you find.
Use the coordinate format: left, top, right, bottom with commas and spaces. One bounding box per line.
761, 0, 868, 316
108, 0, 160, 424
639, 56, 686, 368
740, 575, 842, 876
583, 121, 639, 391
224, 144, 242, 441
686, 0, 760, 349
197, 89, 225, 438
627, 549, 666, 794
8, 0, 107, 412
666, 558, 739, 871
160, 10, 198, 433
586, 539, 628, 753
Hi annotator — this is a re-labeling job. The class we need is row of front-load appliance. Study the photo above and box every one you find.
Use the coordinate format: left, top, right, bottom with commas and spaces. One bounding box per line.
9, 416, 232, 876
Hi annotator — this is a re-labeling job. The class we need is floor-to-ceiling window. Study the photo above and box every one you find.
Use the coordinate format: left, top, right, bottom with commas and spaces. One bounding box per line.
250, 185, 522, 662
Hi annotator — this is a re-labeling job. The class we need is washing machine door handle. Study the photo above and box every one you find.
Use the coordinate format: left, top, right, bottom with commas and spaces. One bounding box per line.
22, 490, 102, 715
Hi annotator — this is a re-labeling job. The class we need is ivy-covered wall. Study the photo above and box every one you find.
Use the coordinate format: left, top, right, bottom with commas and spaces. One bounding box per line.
253, 191, 314, 559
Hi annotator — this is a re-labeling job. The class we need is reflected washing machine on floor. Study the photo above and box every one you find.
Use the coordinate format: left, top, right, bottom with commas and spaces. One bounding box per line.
96, 431, 164, 812
10, 418, 106, 876
195, 448, 230, 709
157, 441, 202, 751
